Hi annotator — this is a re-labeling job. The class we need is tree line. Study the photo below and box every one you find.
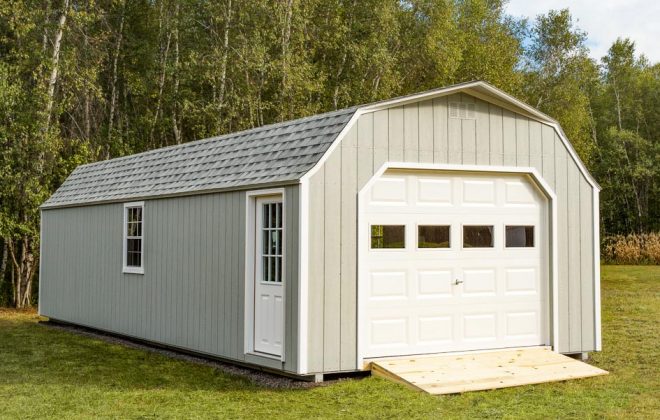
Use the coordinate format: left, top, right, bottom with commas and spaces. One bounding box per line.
1, 1, 658, 307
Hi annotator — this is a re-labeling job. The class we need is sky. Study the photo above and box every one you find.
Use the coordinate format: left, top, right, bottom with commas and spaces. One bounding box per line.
505, 0, 660, 63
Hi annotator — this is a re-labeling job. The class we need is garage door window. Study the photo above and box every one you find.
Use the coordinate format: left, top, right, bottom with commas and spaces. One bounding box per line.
505, 225, 535, 248
371, 225, 405, 249
463, 225, 494, 248
418, 225, 450, 248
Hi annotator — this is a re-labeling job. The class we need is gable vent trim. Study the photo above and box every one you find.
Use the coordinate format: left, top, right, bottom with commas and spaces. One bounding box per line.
449, 102, 476, 119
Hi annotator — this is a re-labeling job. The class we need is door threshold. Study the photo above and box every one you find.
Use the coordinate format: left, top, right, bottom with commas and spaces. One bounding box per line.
363, 345, 551, 370
247, 351, 283, 361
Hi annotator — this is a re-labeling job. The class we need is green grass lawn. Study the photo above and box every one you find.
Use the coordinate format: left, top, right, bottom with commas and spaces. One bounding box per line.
0, 265, 658, 419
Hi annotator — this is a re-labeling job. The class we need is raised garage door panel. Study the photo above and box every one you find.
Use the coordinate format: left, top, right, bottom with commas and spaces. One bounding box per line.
362, 171, 549, 358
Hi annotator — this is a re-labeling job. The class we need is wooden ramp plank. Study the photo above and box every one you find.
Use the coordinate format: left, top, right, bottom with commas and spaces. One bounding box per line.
369, 347, 608, 395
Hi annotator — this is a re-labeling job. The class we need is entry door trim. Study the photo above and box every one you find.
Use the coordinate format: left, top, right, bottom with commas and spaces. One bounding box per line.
244, 188, 286, 361
356, 162, 558, 369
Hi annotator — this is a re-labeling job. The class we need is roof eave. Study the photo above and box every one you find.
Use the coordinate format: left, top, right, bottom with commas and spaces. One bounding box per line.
40, 179, 301, 210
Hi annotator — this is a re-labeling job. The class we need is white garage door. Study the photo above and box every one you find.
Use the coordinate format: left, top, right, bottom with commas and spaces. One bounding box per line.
360, 170, 549, 358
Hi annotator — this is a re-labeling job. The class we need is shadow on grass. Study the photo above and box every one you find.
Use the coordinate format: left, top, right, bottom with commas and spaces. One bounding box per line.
0, 315, 302, 394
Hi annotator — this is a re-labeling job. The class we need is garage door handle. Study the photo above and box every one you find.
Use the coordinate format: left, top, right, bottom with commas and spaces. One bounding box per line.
454, 279, 464, 285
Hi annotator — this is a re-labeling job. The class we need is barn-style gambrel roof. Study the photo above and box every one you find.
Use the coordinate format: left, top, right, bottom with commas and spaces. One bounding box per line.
43, 107, 357, 208
43, 81, 597, 209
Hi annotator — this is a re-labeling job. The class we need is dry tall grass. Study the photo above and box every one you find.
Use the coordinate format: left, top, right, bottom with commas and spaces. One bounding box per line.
602, 233, 660, 264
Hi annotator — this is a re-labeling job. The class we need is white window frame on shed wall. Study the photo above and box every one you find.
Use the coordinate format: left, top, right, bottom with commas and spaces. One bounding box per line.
122, 201, 145, 275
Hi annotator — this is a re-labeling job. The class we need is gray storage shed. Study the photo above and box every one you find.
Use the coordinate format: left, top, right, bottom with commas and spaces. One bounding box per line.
40, 81, 601, 380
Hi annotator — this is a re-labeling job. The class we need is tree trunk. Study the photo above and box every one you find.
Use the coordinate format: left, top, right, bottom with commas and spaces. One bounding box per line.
281, 0, 293, 88
613, 81, 623, 130
41, 1, 52, 55
0, 240, 7, 297
150, 28, 172, 147
7, 237, 36, 309
45, 0, 70, 131
107, 0, 126, 159
172, 2, 181, 145
216, 0, 232, 126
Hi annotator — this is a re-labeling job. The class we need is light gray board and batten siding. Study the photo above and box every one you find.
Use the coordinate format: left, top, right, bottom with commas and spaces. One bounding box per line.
306, 93, 596, 373
40, 186, 301, 373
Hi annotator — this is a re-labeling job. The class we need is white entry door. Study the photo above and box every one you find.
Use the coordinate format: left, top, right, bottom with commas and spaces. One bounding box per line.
361, 170, 549, 358
253, 196, 284, 356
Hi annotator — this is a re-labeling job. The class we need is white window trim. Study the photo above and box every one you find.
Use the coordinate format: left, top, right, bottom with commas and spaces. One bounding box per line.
123, 201, 145, 275
244, 188, 286, 362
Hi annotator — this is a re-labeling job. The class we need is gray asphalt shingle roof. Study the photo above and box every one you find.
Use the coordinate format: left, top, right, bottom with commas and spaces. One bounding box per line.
43, 107, 357, 208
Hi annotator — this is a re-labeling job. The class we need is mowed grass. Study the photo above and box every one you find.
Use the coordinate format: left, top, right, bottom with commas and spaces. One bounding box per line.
0, 266, 658, 419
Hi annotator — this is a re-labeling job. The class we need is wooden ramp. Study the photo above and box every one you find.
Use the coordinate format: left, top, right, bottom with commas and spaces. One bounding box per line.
368, 347, 608, 395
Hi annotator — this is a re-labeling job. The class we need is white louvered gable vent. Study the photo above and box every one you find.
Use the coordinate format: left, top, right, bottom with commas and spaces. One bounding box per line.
449, 102, 476, 119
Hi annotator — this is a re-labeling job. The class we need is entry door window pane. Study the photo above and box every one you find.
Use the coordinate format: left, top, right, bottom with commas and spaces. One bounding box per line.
463, 225, 494, 248
418, 225, 450, 248
371, 225, 405, 249
261, 202, 283, 282
506, 225, 535, 247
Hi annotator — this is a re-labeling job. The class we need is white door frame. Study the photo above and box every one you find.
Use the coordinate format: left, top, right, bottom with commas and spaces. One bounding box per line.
356, 162, 559, 368
244, 188, 286, 361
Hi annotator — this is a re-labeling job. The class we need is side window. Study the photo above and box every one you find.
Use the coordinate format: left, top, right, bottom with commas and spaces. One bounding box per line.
371, 225, 405, 249
505, 225, 535, 248
463, 225, 494, 248
123, 202, 144, 273
418, 225, 450, 248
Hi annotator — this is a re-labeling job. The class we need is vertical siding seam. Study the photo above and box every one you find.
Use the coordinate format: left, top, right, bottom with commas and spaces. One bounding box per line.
514, 114, 518, 166
431, 99, 436, 158
386, 109, 390, 161
528, 119, 532, 164
486, 102, 491, 165
417, 103, 420, 159
321, 171, 326, 370
339, 146, 344, 368
500, 107, 505, 164
567, 169, 572, 351
578, 176, 583, 347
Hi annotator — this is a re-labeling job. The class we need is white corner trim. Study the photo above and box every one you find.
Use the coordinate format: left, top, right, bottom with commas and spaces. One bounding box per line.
38, 209, 43, 316
593, 189, 602, 351
122, 201, 145, 275
297, 179, 310, 374
355, 162, 561, 368
243, 188, 287, 362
